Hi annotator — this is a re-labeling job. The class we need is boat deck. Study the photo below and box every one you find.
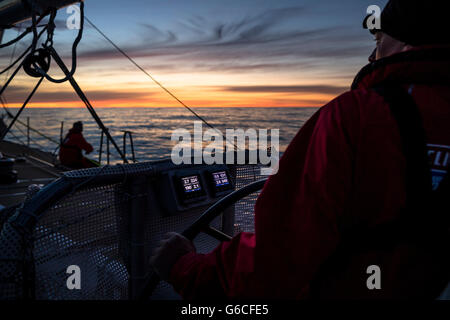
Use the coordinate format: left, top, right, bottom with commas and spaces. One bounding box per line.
0, 140, 62, 208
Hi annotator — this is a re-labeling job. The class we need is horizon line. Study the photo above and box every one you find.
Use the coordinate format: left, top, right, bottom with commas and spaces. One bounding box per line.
4, 105, 321, 109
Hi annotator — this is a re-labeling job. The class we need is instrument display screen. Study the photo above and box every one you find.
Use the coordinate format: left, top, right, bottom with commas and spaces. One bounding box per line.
212, 171, 230, 187
181, 175, 202, 193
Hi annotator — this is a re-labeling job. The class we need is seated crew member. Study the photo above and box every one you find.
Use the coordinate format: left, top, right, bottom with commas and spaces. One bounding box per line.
151, 0, 450, 299
59, 121, 95, 169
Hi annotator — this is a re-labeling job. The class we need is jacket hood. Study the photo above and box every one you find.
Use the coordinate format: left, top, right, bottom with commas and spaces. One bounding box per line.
351, 46, 450, 91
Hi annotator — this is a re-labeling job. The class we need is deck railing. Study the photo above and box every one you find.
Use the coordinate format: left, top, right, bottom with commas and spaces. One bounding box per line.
2, 114, 136, 165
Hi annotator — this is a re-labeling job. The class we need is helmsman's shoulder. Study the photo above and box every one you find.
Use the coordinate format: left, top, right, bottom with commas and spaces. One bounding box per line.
319, 88, 387, 126
323, 88, 384, 111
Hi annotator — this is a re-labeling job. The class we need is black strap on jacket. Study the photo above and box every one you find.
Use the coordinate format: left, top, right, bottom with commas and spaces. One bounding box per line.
310, 83, 450, 298
372, 84, 449, 241
331, 84, 449, 250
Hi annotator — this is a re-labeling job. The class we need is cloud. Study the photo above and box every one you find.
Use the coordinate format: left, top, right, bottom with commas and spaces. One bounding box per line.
223, 85, 348, 95
74, 6, 373, 75
2, 85, 152, 103
1, 4, 373, 107
190, 62, 315, 73
182, 6, 308, 45
139, 23, 178, 44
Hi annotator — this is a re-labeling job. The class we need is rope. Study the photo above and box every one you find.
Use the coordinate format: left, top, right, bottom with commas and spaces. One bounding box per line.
0, 11, 47, 50
36, 2, 84, 83
0, 56, 26, 98
25, 4, 128, 163
0, 27, 31, 49
30, 11, 39, 53
0, 37, 31, 76
0, 22, 57, 146
0, 26, 48, 92
0, 13, 48, 75
85, 16, 239, 151
2, 26, 21, 79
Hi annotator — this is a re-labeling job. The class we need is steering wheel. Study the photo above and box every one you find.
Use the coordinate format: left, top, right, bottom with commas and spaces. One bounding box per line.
138, 178, 267, 300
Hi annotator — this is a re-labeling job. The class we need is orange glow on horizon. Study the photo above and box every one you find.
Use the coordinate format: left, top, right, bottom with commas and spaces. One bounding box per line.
5, 100, 327, 108
4, 91, 334, 108
2, 63, 345, 109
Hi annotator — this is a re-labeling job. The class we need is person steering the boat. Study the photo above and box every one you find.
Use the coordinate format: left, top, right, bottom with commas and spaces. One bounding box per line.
151, 0, 450, 299
59, 121, 95, 169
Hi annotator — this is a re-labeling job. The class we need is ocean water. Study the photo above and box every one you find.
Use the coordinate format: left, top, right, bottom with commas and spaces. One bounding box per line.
3, 107, 318, 163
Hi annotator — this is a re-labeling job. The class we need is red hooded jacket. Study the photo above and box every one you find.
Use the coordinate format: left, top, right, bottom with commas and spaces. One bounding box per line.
168, 46, 450, 299
59, 128, 94, 169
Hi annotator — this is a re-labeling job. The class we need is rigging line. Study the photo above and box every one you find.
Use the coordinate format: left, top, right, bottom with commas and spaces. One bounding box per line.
0, 25, 49, 145
0, 25, 47, 102
0, 44, 30, 76
17, 120, 59, 144
29, 136, 45, 149
1, 100, 60, 145
29, 3, 49, 53
3, 119, 44, 150
0, 77, 44, 141
6, 127, 26, 146
37, 3, 84, 83
46, 46, 129, 163
0, 26, 21, 113
8, 118, 46, 149
0, 27, 31, 49
4, 110, 27, 136
1, 38, 59, 147
31, 12, 39, 52
0, 11, 47, 49
0, 24, 48, 76
0, 22, 57, 147
0, 55, 25, 97
5, 26, 21, 80
0, 14, 48, 75
2, 93, 59, 145
84, 16, 239, 151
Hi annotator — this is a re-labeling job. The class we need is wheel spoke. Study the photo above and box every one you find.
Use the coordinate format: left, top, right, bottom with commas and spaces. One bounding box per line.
202, 226, 233, 242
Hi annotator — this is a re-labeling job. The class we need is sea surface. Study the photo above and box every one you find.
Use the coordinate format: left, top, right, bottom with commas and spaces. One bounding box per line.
3, 107, 318, 164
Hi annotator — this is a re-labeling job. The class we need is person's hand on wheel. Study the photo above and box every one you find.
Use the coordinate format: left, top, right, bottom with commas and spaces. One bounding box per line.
150, 232, 196, 282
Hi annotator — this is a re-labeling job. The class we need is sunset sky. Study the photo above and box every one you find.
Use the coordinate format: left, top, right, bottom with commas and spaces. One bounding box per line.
1, 0, 388, 108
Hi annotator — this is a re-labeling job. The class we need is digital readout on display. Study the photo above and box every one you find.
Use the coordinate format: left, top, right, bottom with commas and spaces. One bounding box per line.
212, 171, 230, 187
182, 175, 202, 193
